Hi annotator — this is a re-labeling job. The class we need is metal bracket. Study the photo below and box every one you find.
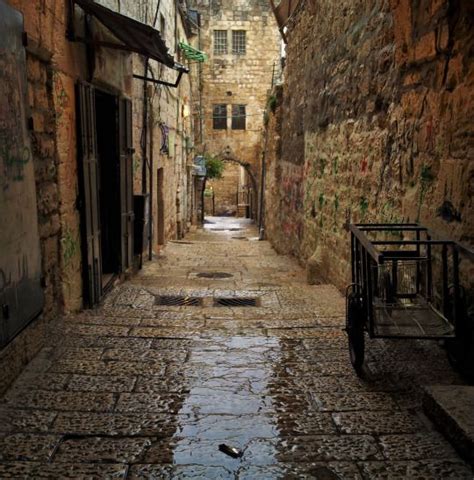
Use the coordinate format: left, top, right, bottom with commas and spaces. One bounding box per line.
133, 70, 185, 88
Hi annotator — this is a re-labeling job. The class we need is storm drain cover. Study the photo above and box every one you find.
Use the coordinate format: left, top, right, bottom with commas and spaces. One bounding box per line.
232, 236, 248, 241
214, 297, 259, 307
155, 296, 202, 306
197, 272, 233, 279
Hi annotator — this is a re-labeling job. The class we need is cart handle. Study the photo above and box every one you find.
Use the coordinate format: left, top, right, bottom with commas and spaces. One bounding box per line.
349, 224, 384, 264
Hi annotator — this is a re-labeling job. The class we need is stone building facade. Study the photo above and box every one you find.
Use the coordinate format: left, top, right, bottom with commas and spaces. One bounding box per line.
189, 0, 281, 218
0, 0, 197, 394
264, 0, 474, 291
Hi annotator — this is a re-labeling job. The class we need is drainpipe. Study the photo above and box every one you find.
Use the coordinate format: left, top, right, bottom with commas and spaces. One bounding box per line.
198, 16, 203, 144
148, 94, 154, 261
258, 116, 269, 240
141, 58, 149, 195
147, 0, 162, 260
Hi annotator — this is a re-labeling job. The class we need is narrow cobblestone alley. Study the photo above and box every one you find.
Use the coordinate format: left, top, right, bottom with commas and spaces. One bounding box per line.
0, 218, 472, 479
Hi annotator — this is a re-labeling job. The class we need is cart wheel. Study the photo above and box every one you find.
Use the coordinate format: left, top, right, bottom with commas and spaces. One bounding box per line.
346, 292, 365, 374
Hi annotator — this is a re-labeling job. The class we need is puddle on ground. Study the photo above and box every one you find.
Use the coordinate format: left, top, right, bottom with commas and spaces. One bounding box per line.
171, 336, 281, 471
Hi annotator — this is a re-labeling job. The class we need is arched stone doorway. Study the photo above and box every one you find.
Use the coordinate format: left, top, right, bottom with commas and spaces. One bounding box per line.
204, 146, 258, 220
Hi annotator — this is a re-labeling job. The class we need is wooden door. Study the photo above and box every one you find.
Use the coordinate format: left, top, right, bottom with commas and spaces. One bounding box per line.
119, 98, 134, 271
77, 82, 102, 306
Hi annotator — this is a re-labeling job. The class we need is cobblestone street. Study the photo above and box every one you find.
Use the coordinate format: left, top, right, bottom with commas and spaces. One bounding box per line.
0, 218, 472, 479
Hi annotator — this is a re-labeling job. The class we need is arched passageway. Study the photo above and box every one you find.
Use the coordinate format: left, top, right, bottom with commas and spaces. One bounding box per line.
204, 147, 259, 220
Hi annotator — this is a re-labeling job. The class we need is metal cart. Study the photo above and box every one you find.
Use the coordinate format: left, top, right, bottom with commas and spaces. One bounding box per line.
346, 223, 471, 375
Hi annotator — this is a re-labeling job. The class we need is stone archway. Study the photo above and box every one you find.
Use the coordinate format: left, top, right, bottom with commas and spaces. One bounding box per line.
215, 146, 259, 219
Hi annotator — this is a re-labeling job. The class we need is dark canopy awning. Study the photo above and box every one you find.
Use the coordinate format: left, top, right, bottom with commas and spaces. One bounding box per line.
72, 0, 187, 72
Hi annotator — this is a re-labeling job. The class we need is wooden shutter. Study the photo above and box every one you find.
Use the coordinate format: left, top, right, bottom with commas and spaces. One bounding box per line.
76, 82, 102, 306
119, 98, 134, 271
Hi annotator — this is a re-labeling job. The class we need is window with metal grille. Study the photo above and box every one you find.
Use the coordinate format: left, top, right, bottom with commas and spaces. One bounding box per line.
213, 104, 227, 130
214, 30, 228, 55
232, 30, 246, 55
232, 105, 246, 130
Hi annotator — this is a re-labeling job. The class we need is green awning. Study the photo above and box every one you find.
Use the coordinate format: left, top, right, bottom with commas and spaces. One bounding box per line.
178, 42, 207, 62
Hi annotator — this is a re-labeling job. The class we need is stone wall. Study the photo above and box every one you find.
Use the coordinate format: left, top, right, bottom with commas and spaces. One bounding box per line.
128, 1, 196, 247
265, 0, 474, 291
190, 0, 281, 213
0, 48, 62, 395
1, 0, 195, 394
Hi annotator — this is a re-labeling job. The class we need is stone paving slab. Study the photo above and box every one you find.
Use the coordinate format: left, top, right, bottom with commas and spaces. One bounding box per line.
423, 385, 474, 466
0, 217, 472, 478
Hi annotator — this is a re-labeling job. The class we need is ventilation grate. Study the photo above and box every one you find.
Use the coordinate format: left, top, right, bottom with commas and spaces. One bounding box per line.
155, 296, 202, 306
214, 297, 259, 307
197, 272, 233, 279
209, 228, 242, 232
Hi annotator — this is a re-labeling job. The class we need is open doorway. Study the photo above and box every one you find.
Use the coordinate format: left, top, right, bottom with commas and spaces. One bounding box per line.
95, 90, 121, 290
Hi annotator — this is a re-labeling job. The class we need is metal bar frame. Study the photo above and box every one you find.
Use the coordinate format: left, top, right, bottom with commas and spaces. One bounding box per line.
348, 222, 462, 341
133, 70, 185, 88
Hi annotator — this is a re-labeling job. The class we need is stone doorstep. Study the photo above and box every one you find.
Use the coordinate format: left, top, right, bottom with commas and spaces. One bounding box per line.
423, 385, 474, 466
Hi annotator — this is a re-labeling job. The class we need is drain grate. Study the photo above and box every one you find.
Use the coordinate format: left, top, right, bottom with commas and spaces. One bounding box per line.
155, 295, 202, 306
197, 272, 233, 279
214, 297, 259, 307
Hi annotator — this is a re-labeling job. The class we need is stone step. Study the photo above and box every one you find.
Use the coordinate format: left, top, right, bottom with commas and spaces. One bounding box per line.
423, 385, 474, 466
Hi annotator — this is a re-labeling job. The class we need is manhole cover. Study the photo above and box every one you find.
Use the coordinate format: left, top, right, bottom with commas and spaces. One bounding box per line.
214, 297, 259, 307
197, 272, 233, 279
155, 296, 202, 306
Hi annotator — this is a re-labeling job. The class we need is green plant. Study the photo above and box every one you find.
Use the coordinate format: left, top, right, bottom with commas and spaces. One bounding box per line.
267, 94, 278, 113
417, 164, 435, 222
204, 154, 225, 180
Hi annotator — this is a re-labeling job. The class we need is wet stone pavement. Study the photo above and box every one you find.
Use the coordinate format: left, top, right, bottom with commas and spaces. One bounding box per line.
1, 217, 473, 479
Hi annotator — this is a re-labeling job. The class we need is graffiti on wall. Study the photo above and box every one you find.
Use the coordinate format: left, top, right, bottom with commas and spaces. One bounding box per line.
0, 53, 31, 190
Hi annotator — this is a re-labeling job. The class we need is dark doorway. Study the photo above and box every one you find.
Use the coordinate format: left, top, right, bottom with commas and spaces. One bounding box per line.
77, 83, 134, 307
95, 90, 121, 289
157, 168, 165, 245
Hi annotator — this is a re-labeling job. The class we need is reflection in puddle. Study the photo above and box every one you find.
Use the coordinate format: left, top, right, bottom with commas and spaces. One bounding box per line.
172, 336, 281, 472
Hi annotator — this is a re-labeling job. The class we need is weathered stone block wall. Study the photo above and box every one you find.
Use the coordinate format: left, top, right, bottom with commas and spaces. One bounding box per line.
129, 2, 195, 248
0, 50, 62, 395
190, 0, 281, 210
2, 0, 176, 393
265, 0, 474, 291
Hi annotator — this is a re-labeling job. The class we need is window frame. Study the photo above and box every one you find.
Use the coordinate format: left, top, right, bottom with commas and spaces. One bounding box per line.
213, 104, 228, 130
231, 104, 246, 130
213, 30, 228, 55
232, 30, 246, 55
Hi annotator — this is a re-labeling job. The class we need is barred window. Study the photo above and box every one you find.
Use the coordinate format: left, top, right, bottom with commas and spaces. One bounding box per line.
214, 30, 228, 55
213, 104, 227, 130
232, 105, 246, 130
232, 30, 246, 55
